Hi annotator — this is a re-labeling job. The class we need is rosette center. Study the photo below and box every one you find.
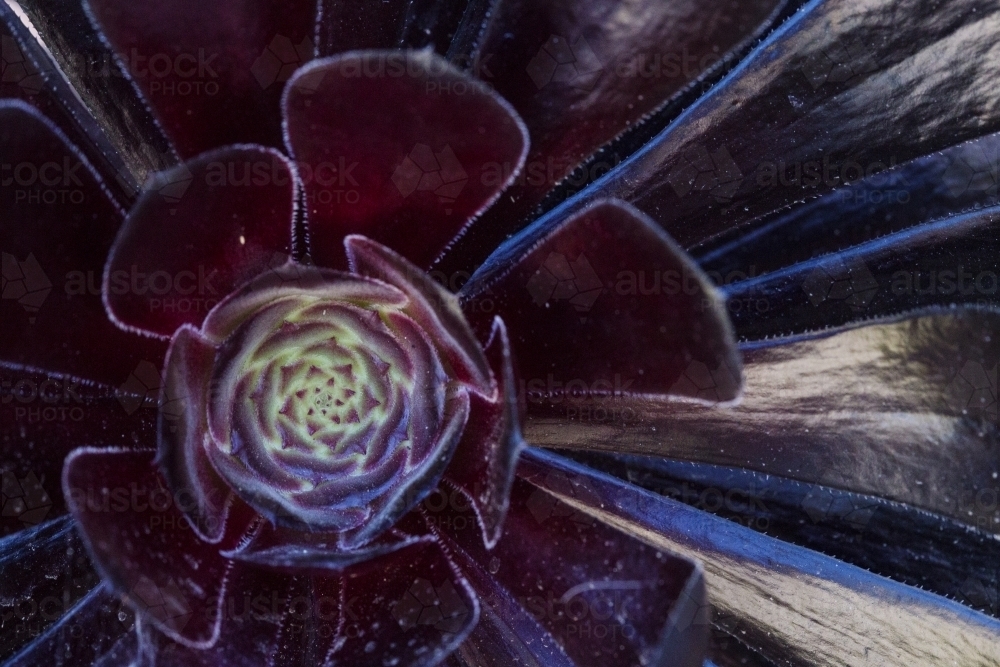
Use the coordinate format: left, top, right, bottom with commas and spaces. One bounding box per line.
203, 287, 453, 535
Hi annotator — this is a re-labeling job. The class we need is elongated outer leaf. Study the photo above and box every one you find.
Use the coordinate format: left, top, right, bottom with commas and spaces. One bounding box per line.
580, 453, 1000, 619
0, 17, 87, 149
3, 0, 174, 205
485, 0, 1000, 267
0, 101, 166, 384
723, 206, 1000, 340
525, 307, 1000, 533
440, 0, 791, 273
698, 131, 1000, 280
522, 448, 1000, 666
0, 517, 101, 662
6, 584, 138, 667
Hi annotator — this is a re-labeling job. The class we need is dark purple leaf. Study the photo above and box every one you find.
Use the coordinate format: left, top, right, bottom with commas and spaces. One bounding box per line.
283, 50, 528, 270
85, 0, 317, 157
153, 565, 337, 666
330, 536, 478, 667
442, 317, 525, 548
156, 536, 478, 665
524, 308, 1000, 532
445, 0, 788, 270
0, 101, 166, 384
225, 524, 433, 572
518, 449, 1000, 665
431, 450, 707, 667
103, 145, 296, 338
63, 448, 252, 647
446, 584, 578, 667
461, 199, 742, 408
157, 325, 233, 543
346, 235, 493, 394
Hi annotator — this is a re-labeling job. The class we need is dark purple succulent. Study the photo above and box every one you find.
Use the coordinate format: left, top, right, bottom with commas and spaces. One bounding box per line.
4, 0, 1000, 666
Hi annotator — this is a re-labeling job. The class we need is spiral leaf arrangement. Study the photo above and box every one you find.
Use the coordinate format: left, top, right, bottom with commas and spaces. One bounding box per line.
185, 270, 470, 544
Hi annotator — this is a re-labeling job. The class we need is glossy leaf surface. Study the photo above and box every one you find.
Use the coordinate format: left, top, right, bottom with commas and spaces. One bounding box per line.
522, 449, 1000, 666
432, 449, 708, 667
64, 449, 247, 647
0, 518, 101, 661
103, 145, 296, 338
0, 101, 166, 383
442, 318, 524, 548
462, 199, 742, 406
582, 453, 1000, 619
526, 308, 1000, 532
475, 0, 1000, 268
284, 50, 528, 270
723, 207, 1000, 339
85, 0, 318, 157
